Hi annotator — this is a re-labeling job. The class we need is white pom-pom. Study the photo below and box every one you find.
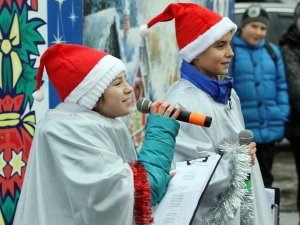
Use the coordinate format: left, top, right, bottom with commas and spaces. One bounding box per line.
32, 90, 44, 102
139, 24, 151, 37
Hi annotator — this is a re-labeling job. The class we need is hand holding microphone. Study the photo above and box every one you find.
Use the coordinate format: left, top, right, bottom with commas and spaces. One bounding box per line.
149, 101, 182, 119
136, 98, 212, 127
238, 130, 256, 166
239, 129, 257, 195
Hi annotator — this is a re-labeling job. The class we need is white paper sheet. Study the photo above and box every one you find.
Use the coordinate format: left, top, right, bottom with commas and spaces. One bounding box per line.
153, 152, 222, 225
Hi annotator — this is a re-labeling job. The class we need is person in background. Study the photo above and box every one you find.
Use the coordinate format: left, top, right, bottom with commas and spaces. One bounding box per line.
13, 44, 181, 225
279, 1, 300, 221
141, 3, 272, 225
231, 5, 290, 187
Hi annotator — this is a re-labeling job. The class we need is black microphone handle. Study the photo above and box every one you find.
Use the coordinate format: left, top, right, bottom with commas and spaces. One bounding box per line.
170, 108, 190, 122
169, 108, 212, 127
139, 98, 191, 122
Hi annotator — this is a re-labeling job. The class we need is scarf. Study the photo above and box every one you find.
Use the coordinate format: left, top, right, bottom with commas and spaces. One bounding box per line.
180, 60, 233, 105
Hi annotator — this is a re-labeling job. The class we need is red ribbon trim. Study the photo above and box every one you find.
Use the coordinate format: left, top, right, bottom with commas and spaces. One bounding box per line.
130, 161, 153, 225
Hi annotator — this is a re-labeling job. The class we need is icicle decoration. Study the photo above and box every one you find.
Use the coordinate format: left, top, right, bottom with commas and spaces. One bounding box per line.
198, 140, 255, 225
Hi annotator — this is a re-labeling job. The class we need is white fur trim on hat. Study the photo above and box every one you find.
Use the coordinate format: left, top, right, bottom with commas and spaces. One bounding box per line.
32, 89, 44, 102
65, 55, 126, 109
140, 24, 151, 37
180, 17, 237, 63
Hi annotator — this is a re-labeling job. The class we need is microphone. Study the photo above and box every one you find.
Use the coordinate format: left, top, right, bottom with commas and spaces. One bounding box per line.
238, 129, 253, 145
136, 98, 212, 127
238, 129, 253, 195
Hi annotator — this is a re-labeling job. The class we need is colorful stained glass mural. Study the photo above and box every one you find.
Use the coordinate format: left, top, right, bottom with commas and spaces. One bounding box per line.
0, 0, 82, 224
0, 0, 44, 224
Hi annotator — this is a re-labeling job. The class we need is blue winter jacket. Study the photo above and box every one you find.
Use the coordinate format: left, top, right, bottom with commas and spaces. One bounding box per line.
231, 35, 290, 143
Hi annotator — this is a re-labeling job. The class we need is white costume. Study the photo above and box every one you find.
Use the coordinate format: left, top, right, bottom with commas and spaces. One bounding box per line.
14, 103, 137, 225
165, 79, 273, 225
14, 102, 180, 225
141, 2, 272, 224
14, 44, 180, 225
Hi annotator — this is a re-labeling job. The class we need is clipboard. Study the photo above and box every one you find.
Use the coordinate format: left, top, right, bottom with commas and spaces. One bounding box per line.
152, 152, 222, 225
265, 187, 280, 225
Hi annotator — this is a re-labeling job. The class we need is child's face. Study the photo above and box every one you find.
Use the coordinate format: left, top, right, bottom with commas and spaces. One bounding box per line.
241, 21, 267, 46
93, 72, 133, 118
191, 31, 234, 79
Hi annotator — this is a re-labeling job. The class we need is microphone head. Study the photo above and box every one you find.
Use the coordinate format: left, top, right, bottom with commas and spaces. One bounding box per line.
136, 98, 152, 113
238, 129, 253, 145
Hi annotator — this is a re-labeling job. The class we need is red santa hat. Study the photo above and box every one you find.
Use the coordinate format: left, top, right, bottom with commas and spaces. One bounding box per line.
140, 3, 237, 63
33, 44, 126, 109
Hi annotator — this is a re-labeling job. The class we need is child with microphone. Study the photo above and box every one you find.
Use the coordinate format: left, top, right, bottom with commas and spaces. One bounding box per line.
141, 3, 271, 225
13, 44, 181, 225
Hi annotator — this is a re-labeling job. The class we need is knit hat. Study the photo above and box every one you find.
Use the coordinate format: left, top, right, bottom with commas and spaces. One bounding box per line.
33, 44, 126, 110
140, 3, 237, 63
294, 2, 300, 22
241, 5, 269, 27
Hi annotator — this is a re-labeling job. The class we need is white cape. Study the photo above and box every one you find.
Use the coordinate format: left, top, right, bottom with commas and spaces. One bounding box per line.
164, 80, 273, 225
14, 103, 137, 225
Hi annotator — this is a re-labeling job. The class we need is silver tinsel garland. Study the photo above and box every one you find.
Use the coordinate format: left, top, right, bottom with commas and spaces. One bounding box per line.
199, 140, 255, 225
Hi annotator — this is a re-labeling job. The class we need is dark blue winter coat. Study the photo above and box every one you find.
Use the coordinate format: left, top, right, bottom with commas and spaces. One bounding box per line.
231, 35, 290, 143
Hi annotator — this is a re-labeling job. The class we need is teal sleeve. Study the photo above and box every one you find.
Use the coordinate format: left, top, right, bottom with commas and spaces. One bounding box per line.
138, 114, 180, 206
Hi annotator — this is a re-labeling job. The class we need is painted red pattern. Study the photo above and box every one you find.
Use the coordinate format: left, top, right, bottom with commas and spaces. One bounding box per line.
0, 94, 32, 199
0, 0, 37, 10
